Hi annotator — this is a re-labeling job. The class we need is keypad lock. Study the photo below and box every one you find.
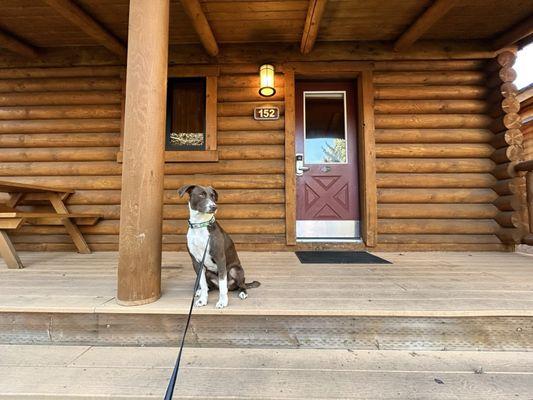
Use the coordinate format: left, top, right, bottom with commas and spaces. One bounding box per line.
296, 153, 309, 176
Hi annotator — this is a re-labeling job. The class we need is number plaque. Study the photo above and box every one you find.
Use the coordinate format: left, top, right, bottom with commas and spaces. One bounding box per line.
254, 107, 280, 120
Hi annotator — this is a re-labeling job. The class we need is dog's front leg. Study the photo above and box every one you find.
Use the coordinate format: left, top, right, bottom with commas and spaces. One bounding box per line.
216, 256, 228, 309
195, 267, 209, 307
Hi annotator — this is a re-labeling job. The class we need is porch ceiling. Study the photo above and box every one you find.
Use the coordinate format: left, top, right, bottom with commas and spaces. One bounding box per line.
0, 0, 531, 57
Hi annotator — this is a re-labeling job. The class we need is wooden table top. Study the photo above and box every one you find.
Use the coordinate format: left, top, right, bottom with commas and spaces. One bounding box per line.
0, 180, 73, 194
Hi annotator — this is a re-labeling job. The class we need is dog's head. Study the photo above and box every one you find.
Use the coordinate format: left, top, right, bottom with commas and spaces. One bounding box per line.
178, 185, 218, 214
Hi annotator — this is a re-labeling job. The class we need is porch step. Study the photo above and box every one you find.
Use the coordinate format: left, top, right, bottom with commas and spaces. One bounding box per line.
1, 345, 532, 399
2, 312, 533, 351
2, 251, 533, 351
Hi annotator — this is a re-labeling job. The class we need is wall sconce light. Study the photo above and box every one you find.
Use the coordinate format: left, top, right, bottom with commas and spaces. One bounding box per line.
259, 64, 276, 97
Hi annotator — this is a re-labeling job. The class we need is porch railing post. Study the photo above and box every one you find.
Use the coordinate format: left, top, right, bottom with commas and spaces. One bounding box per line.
117, 0, 169, 305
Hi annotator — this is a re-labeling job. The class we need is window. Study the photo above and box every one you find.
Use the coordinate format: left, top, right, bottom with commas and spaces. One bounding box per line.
117, 65, 219, 163
304, 91, 348, 164
166, 78, 206, 151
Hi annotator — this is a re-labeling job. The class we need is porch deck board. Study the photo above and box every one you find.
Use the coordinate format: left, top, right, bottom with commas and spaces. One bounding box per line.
1, 345, 532, 399
0, 251, 532, 317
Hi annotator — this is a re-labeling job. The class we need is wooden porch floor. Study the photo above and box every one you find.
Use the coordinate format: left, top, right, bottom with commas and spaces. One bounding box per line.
1, 251, 532, 317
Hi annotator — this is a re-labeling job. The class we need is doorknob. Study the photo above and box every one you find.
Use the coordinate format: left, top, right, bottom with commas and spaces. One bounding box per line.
296, 153, 309, 176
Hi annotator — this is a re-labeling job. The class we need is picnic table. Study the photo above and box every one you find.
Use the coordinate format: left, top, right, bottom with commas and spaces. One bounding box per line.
0, 180, 101, 269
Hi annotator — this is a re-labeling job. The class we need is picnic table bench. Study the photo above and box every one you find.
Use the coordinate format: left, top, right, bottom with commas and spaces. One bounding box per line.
0, 180, 101, 269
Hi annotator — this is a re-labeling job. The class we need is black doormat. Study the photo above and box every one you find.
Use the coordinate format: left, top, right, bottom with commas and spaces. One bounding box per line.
295, 251, 391, 264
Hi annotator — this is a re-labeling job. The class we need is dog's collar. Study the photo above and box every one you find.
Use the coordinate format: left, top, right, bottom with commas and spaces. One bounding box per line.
188, 215, 215, 229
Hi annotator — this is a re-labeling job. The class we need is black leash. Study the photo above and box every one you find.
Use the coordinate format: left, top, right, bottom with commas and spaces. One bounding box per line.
164, 238, 210, 400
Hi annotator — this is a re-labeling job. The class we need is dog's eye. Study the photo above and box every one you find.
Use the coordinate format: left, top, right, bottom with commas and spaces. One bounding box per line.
200, 192, 206, 198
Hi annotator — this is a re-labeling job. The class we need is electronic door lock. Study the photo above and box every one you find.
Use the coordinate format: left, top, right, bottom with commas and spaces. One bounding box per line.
296, 153, 309, 176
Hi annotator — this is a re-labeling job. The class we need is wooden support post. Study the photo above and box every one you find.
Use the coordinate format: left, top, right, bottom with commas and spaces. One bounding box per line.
117, 0, 169, 306
0, 230, 23, 269
284, 67, 296, 245
358, 70, 378, 247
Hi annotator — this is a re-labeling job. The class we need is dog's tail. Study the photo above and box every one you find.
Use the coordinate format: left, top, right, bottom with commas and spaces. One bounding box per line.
245, 280, 261, 289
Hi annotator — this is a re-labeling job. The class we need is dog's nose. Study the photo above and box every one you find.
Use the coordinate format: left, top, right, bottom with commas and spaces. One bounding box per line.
209, 204, 218, 212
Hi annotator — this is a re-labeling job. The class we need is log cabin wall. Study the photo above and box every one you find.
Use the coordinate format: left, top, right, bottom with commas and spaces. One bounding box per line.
0, 66, 124, 251
167, 67, 287, 250
372, 59, 509, 251
0, 55, 522, 252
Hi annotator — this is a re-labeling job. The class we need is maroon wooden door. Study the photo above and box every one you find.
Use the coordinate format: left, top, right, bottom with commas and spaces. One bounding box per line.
295, 81, 360, 239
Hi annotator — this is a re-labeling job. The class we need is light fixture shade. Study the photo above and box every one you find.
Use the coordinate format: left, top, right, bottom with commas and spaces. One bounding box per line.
259, 64, 276, 97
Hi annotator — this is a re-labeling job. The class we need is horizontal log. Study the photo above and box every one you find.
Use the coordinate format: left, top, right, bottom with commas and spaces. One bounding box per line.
491, 113, 522, 131
495, 211, 523, 228
66, 204, 285, 220
492, 162, 518, 180
377, 188, 497, 203
218, 87, 284, 102
496, 228, 524, 244
487, 67, 517, 88
0, 105, 121, 120
374, 86, 488, 100
486, 82, 518, 104
378, 219, 499, 234
490, 145, 524, 163
218, 74, 284, 88
218, 101, 285, 117
163, 188, 285, 204
373, 71, 486, 85
0, 159, 285, 176
490, 129, 523, 149
0, 91, 122, 106
65, 189, 286, 205
376, 143, 494, 158
378, 234, 501, 244
485, 52, 516, 72
0, 66, 124, 79
493, 194, 523, 211
492, 177, 525, 196
374, 129, 493, 143
373, 60, 486, 71
375, 114, 491, 129
0, 119, 120, 134
219, 145, 284, 160
218, 116, 284, 131
218, 130, 284, 145
374, 99, 488, 114
17, 218, 286, 235
377, 173, 496, 188
0, 147, 118, 161
0, 77, 122, 93
10, 233, 285, 245
3, 174, 284, 190
501, 97, 521, 114
0, 132, 121, 147
0, 161, 121, 176
378, 203, 498, 219
375, 158, 495, 173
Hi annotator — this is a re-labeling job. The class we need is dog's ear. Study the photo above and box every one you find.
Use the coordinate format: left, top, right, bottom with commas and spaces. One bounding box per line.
209, 186, 218, 201
178, 185, 195, 198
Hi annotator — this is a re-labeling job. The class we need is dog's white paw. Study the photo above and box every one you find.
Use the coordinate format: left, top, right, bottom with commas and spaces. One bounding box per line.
215, 297, 228, 309
239, 291, 248, 300
195, 296, 208, 307
195, 289, 202, 297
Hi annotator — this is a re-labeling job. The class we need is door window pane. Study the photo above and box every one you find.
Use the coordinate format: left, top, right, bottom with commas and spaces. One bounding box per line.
304, 92, 347, 164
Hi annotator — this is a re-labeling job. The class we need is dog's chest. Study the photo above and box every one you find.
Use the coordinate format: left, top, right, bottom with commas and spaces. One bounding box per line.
187, 228, 218, 272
